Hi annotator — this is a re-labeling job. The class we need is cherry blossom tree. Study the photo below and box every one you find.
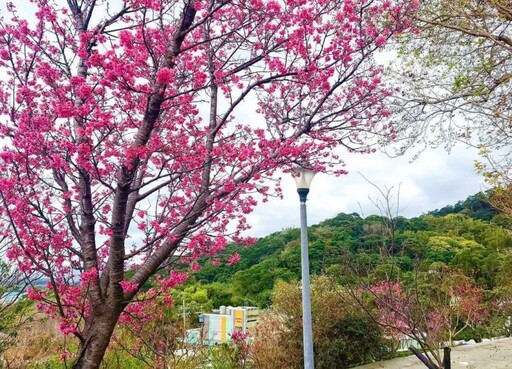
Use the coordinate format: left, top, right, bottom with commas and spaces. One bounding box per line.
441, 275, 489, 344
367, 271, 488, 369
368, 280, 445, 367
0, 0, 417, 367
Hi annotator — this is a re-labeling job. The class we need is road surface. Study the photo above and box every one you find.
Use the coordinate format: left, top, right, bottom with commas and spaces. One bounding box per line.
354, 337, 512, 369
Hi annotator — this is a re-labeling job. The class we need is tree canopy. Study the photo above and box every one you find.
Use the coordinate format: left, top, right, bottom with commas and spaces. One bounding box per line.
391, 0, 511, 154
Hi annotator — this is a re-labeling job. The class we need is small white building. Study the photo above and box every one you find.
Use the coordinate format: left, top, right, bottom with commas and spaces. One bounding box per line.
186, 306, 259, 345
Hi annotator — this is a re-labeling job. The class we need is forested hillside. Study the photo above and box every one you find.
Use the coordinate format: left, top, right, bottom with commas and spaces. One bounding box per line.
182, 192, 512, 309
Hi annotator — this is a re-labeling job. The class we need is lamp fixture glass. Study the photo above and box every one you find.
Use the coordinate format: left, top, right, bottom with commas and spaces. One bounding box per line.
293, 168, 316, 190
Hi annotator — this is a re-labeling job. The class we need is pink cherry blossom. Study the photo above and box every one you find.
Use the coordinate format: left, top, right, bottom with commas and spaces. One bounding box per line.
228, 253, 241, 265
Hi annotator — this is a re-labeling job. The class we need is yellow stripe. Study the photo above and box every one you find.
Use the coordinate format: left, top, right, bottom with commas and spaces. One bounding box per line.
221, 316, 227, 342
235, 310, 244, 328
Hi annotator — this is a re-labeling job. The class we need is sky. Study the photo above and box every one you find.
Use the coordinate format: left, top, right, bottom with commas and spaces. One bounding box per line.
246, 144, 486, 237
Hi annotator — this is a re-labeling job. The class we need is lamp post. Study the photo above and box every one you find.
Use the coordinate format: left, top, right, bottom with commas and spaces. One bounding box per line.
293, 168, 316, 369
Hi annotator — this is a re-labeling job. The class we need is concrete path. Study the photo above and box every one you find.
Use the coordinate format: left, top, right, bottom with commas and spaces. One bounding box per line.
354, 337, 512, 369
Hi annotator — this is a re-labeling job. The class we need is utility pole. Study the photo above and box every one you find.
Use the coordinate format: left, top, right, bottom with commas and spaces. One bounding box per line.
180, 300, 187, 342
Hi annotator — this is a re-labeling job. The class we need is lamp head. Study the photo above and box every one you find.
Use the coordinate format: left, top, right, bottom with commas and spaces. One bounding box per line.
293, 168, 316, 190
293, 168, 316, 202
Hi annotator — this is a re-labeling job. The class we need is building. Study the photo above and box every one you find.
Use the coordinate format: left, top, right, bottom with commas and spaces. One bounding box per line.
185, 306, 259, 345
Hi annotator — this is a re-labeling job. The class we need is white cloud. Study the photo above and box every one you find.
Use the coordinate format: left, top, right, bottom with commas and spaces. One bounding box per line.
247, 145, 485, 237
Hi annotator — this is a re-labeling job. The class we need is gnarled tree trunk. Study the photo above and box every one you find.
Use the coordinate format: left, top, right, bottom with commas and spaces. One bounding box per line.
72, 308, 123, 369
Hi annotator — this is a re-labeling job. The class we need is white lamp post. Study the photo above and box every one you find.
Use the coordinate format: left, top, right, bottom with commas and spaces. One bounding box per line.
293, 168, 316, 369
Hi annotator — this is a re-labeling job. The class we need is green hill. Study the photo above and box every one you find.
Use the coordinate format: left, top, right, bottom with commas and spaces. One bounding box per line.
184, 192, 512, 307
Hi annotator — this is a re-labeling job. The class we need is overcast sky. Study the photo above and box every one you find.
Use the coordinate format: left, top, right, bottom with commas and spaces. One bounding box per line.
246, 144, 485, 237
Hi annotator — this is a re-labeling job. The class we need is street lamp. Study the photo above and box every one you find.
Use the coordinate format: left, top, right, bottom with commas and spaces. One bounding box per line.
293, 168, 316, 369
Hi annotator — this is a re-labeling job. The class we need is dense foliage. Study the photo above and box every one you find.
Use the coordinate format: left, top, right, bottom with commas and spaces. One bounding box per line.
265, 278, 384, 369
187, 193, 512, 310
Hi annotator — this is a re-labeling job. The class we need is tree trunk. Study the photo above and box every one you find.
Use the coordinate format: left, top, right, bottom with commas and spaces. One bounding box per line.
71, 311, 121, 369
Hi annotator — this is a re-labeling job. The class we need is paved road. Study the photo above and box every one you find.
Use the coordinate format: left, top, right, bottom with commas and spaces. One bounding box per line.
354, 337, 512, 369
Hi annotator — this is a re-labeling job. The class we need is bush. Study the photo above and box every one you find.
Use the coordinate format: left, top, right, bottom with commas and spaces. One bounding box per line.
315, 312, 383, 369
252, 278, 384, 369
454, 325, 490, 343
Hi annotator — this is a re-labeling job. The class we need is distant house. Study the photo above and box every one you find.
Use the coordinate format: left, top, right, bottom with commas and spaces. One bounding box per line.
185, 306, 259, 345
